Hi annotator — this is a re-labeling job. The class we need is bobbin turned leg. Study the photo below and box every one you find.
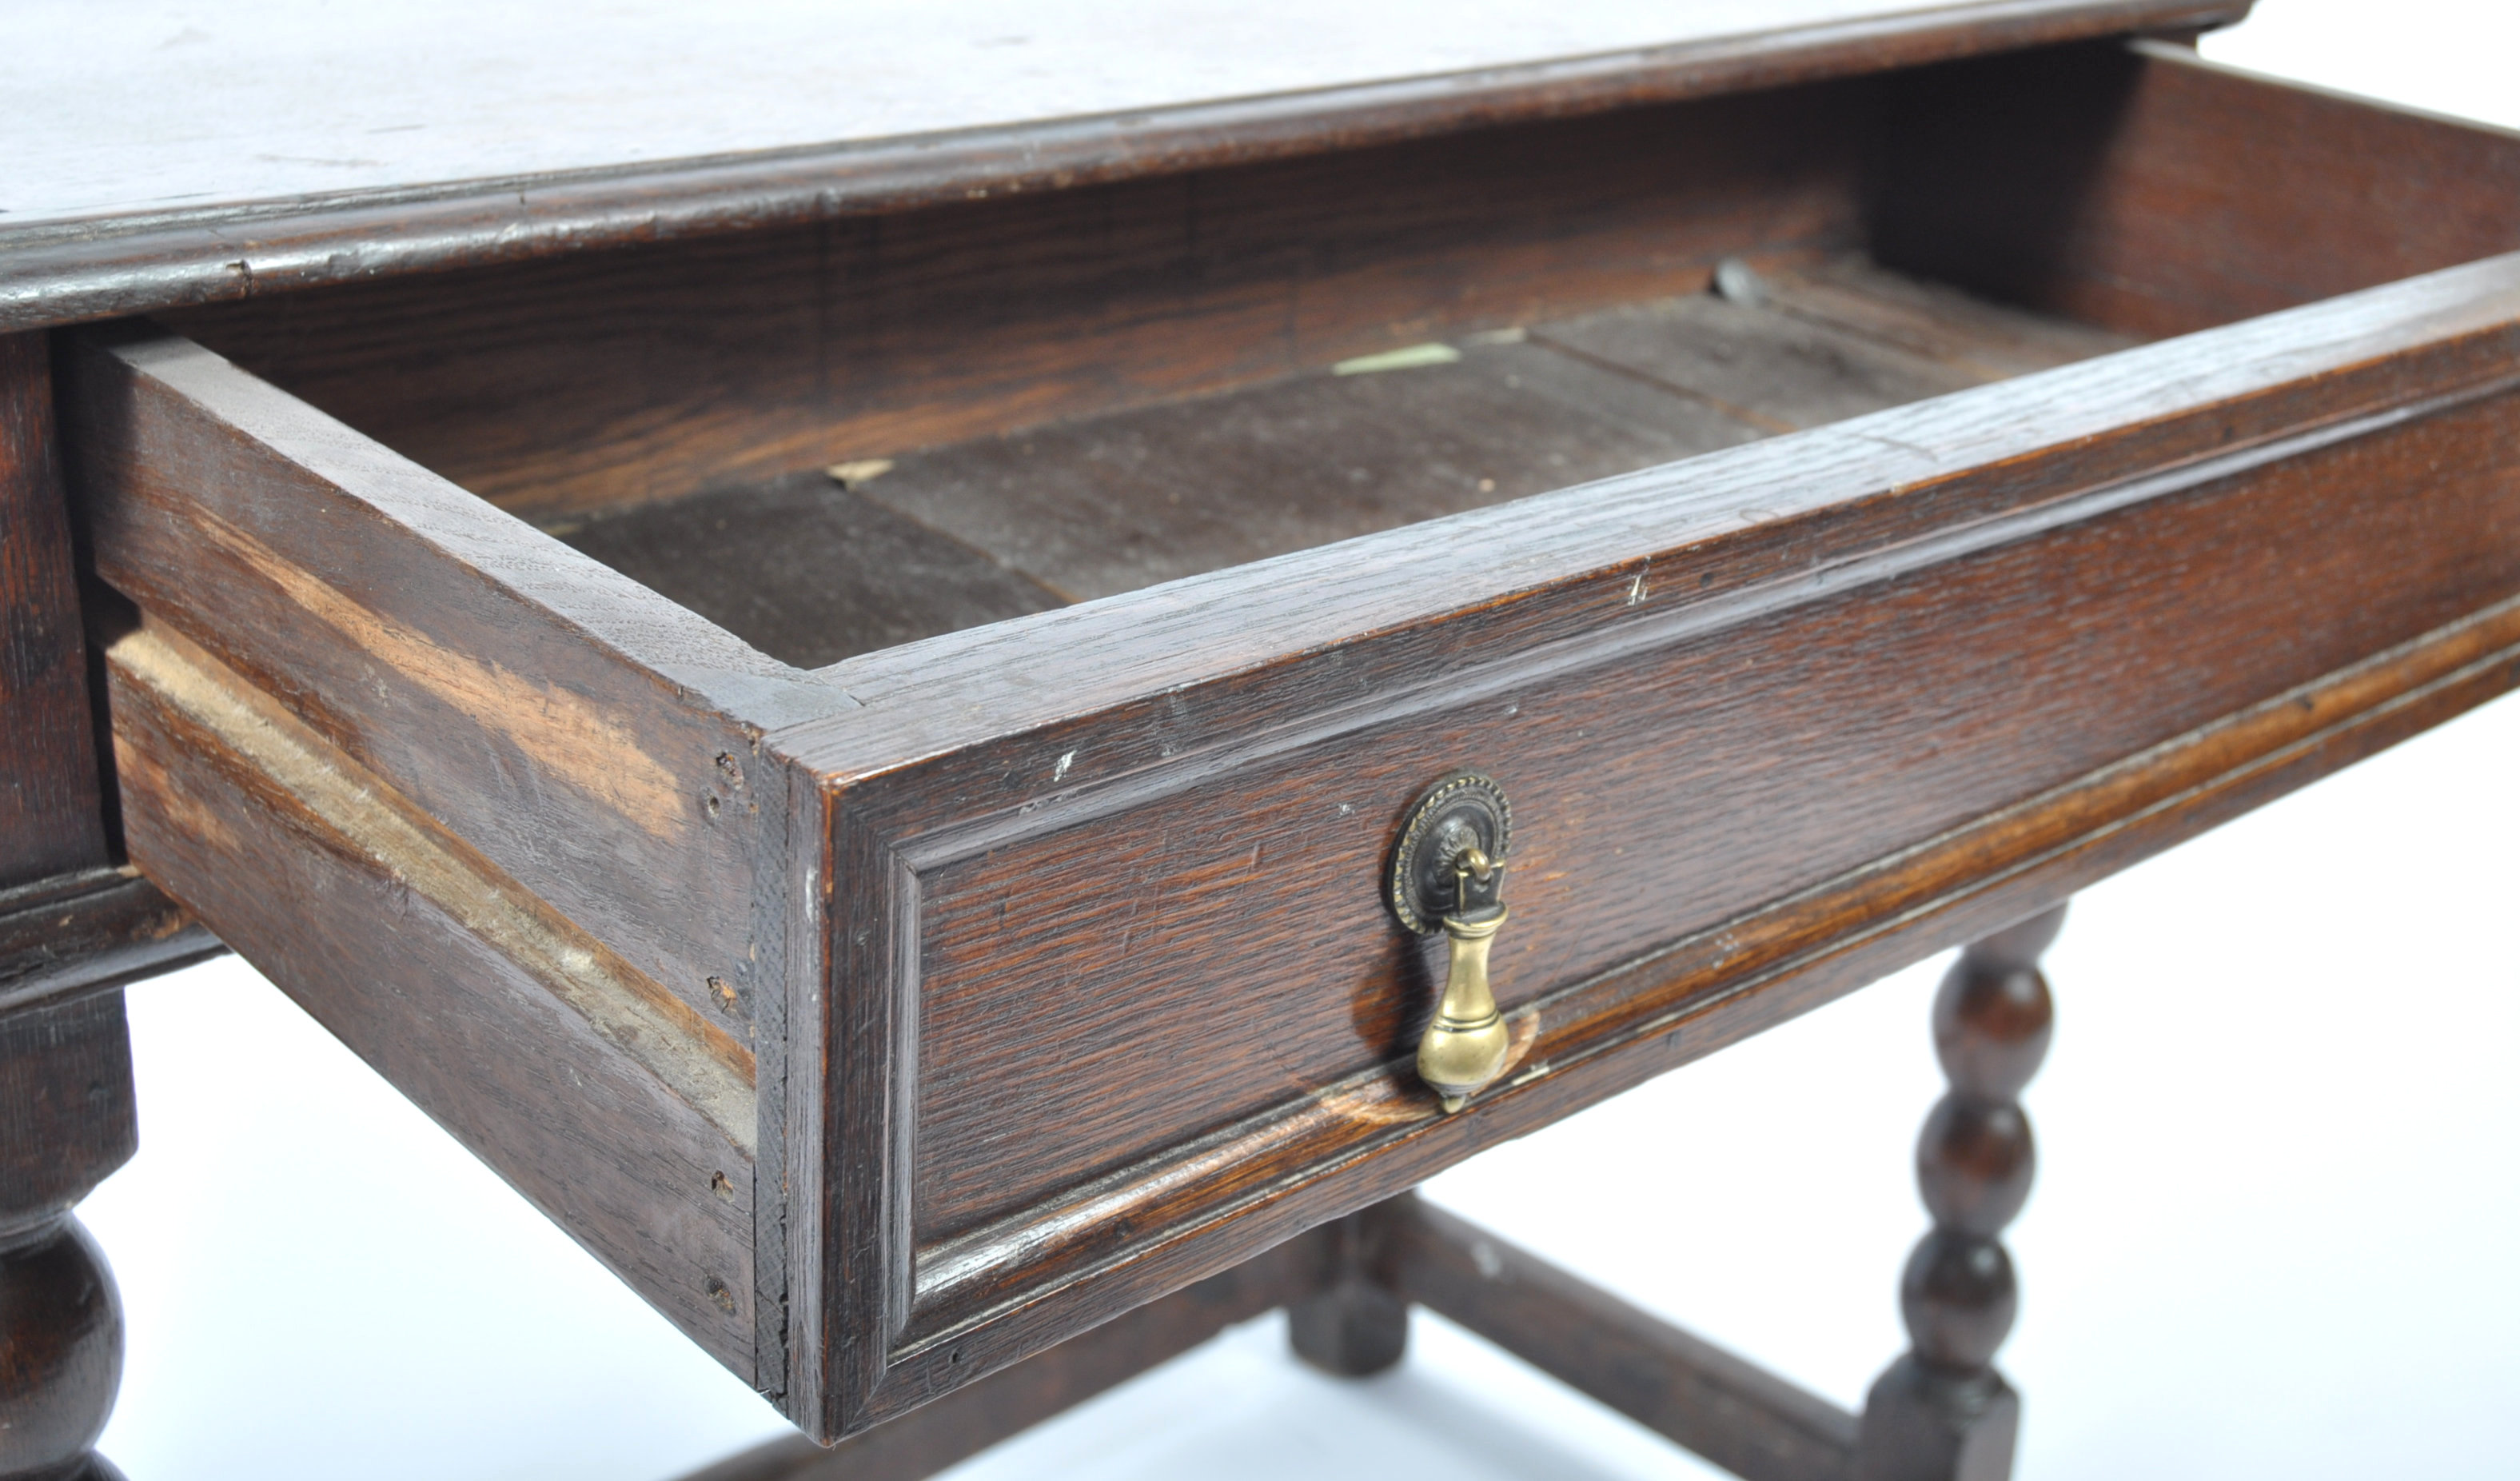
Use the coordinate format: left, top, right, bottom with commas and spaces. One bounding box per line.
1, 989, 136, 1481
1856, 904, 2063, 1481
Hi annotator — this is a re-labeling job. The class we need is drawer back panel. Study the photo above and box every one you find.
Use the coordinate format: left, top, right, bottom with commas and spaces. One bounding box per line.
162, 82, 1881, 525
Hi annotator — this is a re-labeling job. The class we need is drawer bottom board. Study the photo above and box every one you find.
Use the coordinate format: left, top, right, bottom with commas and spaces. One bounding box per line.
553, 257, 2133, 668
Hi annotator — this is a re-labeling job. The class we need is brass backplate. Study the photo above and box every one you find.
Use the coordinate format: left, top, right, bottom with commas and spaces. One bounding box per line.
1388, 772, 1512, 934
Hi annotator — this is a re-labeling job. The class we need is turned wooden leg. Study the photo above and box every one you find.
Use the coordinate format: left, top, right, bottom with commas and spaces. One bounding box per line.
1857, 904, 2063, 1481
1286, 1197, 1409, 1376
1, 990, 136, 1481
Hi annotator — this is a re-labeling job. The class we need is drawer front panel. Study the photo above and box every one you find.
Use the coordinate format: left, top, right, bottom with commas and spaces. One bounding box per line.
904, 390, 2520, 1246
786, 264, 2520, 1422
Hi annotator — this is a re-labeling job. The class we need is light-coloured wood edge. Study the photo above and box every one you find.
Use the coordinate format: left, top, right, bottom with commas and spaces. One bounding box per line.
111, 617, 756, 1148
65, 323, 840, 1056
106, 615, 766, 1374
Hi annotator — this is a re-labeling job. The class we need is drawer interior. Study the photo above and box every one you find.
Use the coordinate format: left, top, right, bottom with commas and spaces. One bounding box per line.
161, 38, 2520, 673
550, 257, 2131, 667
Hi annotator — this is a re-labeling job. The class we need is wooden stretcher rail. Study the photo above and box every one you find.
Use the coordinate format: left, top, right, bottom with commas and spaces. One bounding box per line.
0, 865, 217, 1016
1390, 1197, 1861, 1481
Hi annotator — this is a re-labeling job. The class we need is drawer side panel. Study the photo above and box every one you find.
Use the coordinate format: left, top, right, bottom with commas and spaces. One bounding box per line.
106, 620, 760, 1378
60, 328, 810, 1037
1873, 41, 2520, 337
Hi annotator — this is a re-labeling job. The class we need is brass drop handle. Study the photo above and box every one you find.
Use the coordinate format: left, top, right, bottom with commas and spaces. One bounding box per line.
1419, 847, 1509, 1112
1390, 774, 1516, 1112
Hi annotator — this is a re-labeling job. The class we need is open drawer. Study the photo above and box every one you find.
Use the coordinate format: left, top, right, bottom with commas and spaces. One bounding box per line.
62, 36, 2520, 1439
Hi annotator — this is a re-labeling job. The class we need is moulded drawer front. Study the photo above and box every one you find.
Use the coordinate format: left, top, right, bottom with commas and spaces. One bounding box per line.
826, 347, 2520, 1366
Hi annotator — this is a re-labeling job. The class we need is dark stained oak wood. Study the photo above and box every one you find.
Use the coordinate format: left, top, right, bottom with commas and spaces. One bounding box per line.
144, 34, 2498, 534
1855, 908, 2064, 1481
57, 325, 849, 1037
0, 989, 137, 1481
0, 867, 217, 1018
0, 309, 142, 1481
1752, 257, 2138, 377
564, 262, 2095, 665
165, 86, 1879, 524
0, 349, 185, 1478
0, 1217, 128, 1481
845, 333, 1768, 608
848, 265, 2520, 1245
1531, 289, 1984, 431
1284, 1204, 1410, 1379
97, 241, 2520, 1440
49, 24, 2520, 1443
783, 253, 2520, 1432
0, 329, 226, 1010
1872, 41, 2520, 338
3, 2, 2249, 335
0, 992, 135, 1239
0, 333, 109, 891
102, 619, 763, 1375
559, 474, 1066, 672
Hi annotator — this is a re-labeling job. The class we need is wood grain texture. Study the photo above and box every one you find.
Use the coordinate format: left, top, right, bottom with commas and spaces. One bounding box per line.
559, 474, 1066, 671
1871, 41, 2520, 337
59, 43, 2520, 1442
849, 333, 1768, 607
1532, 289, 1982, 430
104, 620, 762, 1377
552, 261, 2090, 668
0, 333, 109, 889
815, 579, 2520, 1433
60, 326, 843, 1040
881, 270, 2520, 1248
2, 1, 2249, 333
166, 83, 1878, 523
0, 990, 136, 1229
902, 384, 2520, 1243
781, 256, 2520, 1432
0, 866, 217, 1017
1755, 257, 2137, 377
0, 332, 225, 1013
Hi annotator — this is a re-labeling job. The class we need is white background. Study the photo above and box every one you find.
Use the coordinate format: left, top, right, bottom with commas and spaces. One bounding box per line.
78, 2, 2520, 1476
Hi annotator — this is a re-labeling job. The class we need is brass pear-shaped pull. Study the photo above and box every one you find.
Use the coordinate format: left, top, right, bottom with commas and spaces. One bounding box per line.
1390, 774, 1514, 1112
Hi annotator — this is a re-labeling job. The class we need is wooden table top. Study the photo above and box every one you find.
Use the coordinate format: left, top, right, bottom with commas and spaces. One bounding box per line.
2, 0, 2247, 331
